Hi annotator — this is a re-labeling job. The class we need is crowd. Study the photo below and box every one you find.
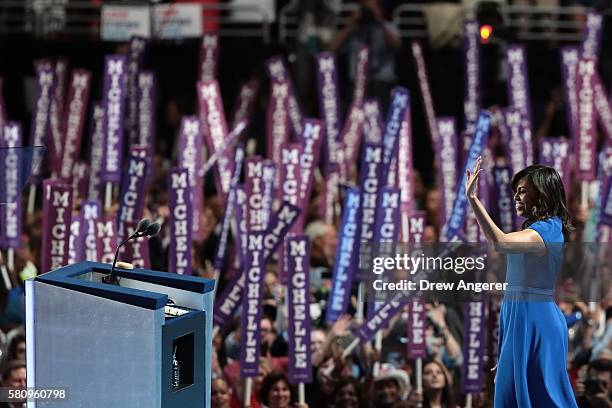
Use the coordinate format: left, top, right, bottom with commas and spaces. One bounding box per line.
0, 1, 611, 408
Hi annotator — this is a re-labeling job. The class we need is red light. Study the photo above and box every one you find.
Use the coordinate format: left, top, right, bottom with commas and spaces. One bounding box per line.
480, 24, 493, 43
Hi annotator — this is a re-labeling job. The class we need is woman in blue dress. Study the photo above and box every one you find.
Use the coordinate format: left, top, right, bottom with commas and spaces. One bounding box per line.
465, 159, 578, 407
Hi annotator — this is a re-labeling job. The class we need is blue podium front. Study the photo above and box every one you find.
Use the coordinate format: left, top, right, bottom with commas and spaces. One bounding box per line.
25, 261, 214, 408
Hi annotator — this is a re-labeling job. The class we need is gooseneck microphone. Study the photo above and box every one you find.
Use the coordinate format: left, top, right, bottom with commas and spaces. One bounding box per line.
102, 219, 161, 285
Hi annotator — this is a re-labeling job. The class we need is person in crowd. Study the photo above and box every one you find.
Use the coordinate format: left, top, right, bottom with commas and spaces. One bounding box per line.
425, 304, 463, 370
574, 357, 612, 408
332, 376, 362, 408
373, 363, 410, 408
2, 332, 25, 371
212, 377, 232, 408
258, 372, 309, 408
404, 358, 457, 408
0, 359, 26, 408
466, 159, 578, 406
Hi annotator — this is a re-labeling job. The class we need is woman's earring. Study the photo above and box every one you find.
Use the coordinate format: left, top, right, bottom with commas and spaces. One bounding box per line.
531, 206, 538, 217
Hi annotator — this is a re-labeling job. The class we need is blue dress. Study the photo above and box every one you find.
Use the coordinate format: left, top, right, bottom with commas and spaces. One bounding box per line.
494, 217, 578, 407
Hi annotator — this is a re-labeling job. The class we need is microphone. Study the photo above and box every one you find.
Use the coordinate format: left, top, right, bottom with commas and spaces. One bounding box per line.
102, 218, 160, 285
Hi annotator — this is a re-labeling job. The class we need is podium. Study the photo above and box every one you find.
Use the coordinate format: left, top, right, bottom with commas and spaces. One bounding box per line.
25, 261, 214, 407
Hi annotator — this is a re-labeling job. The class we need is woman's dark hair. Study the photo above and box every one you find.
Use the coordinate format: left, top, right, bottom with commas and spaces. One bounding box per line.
421, 358, 455, 408
258, 372, 296, 406
333, 376, 363, 407
511, 165, 574, 238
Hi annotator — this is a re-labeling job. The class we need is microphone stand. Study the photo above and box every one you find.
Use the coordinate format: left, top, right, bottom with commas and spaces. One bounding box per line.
102, 230, 146, 285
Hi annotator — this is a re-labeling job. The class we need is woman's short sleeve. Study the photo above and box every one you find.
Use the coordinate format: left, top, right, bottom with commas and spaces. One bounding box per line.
527, 217, 563, 244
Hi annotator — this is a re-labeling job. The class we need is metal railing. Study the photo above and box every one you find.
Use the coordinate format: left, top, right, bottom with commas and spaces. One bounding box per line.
0, 0, 272, 43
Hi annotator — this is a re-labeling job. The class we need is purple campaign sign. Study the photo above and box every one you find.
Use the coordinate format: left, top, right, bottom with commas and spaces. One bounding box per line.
492, 166, 516, 233
41, 179, 72, 273
407, 301, 427, 359
286, 235, 312, 384
316, 52, 341, 167
67, 214, 83, 264
581, 11, 603, 61
30, 60, 54, 182
409, 212, 426, 244
503, 107, 527, 178
266, 56, 304, 139
240, 231, 266, 377
60, 70, 92, 179
230, 80, 259, 130
0, 123, 22, 249
382, 88, 410, 176
126, 36, 147, 147
326, 187, 360, 324
539, 137, 570, 194
594, 75, 612, 145
80, 200, 101, 262
356, 296, 404, 343
411, 41, 439, 145
463, 21, 481, 134
506, 45, 533, 164
396, 108, 414, 223
261, 161, 276, 229
168, 168, 193, 275
442, 111, 491, 242
297, 119, 324, 230
461, 302, 486, 393
137, 71, 155, 158
178, 116, 204, 240
87, 103, 105, 201
576, 58, 598, 181
436, 118, 458, 229
199, 33, 219, 82
267, 79, 290, 169
48, 59, 69, 177
96, 215, 117, 265
339, 105, 365, 181
352, 45, 369, 108
363, 99, 383, 144
101, 55, 127, 183
279, 144, 302, 209
117, 155, 148, 240
560, 47, 579, 141
246, 157, 267, 232
198, 80, 232, 197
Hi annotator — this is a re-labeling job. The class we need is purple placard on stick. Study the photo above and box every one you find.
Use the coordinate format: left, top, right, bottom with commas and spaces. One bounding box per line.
352, 45, 369, 108
339, 105, 365, 181
262, 161, 276, 229
67, 215, 83, 264
48, 59, 69, 177
246, 157, 267, 232
117, 155, 148, 240
364, 98, 383, 144
30, 60, 54, 181
409, 212, 426, 244
41, 179, 72, 273
506, 45, 533, 164
240, 231, 266, 377
137, 71, 155, 157
266, 56, 303, 139
213, 145, 245, 271
198, 80, 232, 197
407, 301, 427, 359
576, 58, 598, 181
0, 123, 22, 249
503, 107, 527, 177
279, 143, 302, 208
560, 47, 579, 141
316, 52, 341, 166
594, 75, 612, 145
101, 55, 127, 183
442, 111, 491, 242
286, 235, 312, 384
235, 185, 247, 268
358, 143, 384, 236
59, 70, 91, 179
492, 166, 516, 233
436, 118, 458, 229
231, 80, 259, 130
539, 137, 570, 193
581, 11, 603, 61
168, 168, 193, 275
96, 215, 117, 264
126, 36, 147, 147
382, 88, 410, 177
460, 301, 486, 393
122, 220, 151, 269
463, 21, 480, 134
356, 296, 404, 343
411, 41, 439, 145
297, 119, 324, 229
199, 33, 219, 82
397, 109, 414, 239
178, 116, 204, 240
262, 202, 301, 262
87, 103, 105, 201
80, 200, 101, 261
326, 187, 360, 323
267, 79, 290, 168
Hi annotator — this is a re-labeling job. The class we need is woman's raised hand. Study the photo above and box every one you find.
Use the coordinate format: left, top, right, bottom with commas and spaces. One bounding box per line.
465, 156, 483, 199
